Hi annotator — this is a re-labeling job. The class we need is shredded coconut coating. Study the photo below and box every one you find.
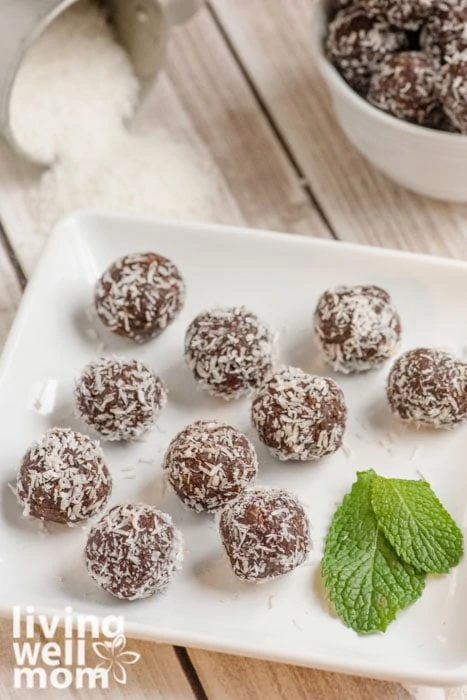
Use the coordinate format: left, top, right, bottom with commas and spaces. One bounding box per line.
365, 0, 436, 29
251, 367, 347, 461
421, 2, 467, 60
387, 348, 467, 429
314, 285, 402, 374
163, 420, 258, 513
16, 427, 111, 524
219, 487, 311, 583
94, 252, 186, 344
75, 356, 167, 441
185, 306, 274, 400
439, 51, 467, 134
85, 503, 184, 600
368, 52, 441, 126
326, 7, 408, 95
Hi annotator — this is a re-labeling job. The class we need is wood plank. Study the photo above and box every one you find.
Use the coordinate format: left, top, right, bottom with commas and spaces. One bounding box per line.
210, 0, 467, 259
189, 650, 413, 700
163, 9, 329, 238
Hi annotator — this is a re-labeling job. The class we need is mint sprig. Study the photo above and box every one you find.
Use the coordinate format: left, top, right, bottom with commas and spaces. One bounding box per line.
322, 471, 425, 634
321, 470, 463, 634
371, 475, 464, 574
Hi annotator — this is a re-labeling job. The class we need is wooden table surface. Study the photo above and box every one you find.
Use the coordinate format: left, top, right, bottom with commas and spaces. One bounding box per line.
0, 1, 466, 698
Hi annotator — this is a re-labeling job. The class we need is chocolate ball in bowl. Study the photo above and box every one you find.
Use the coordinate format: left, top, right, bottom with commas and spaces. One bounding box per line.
94, 252, 185, 344
368, 52, 441, 126
387, 348, 467, 428
185, 306, 274, 400
16, 427, 111, 524
421, 2, 467, 60
439, 52, 467, 134
220, 487, 311, 582
326, 6, 408, 95
251, 367, 347, 461
85, 503, 183, 600
366, 0, 436, 30
163, 420, 258, 513
75, 356, 167, 441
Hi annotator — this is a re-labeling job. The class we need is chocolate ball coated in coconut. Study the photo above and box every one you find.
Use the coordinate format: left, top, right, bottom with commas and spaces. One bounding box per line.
85, 503, 183, 600
439, 52, 467, 134
421, 2, 467, 60
16, 428, 111, 524
251, 368, 347, 461
314, 285, 402, 374
163, 420, 258, 513
220, 487, 311, 582
185, 306, 274, 400
387, 348, 467, 428
366, 0, 435, 30
94, 253, 185, 344
326, 7, 408, 94
368, 53, 441, 126
75, 356, 167, 441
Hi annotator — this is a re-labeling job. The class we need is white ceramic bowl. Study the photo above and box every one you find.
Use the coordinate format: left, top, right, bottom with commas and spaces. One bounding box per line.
311, 0, 467, 202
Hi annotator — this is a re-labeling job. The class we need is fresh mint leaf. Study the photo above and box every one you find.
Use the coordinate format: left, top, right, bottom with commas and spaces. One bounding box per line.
322, 471, 425, 634
371, 475, 464, 574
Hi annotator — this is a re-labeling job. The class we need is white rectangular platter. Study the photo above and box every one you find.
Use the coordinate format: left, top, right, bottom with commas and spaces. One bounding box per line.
1, 212, 467, 686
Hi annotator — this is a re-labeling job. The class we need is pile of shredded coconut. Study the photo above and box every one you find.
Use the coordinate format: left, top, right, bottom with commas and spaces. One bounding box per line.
9, 0, 225, 236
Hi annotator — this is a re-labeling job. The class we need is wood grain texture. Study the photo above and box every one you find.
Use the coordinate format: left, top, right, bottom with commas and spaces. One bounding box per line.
210, 0, 467, 259
163, 8, 329, 238
189, 650, 413, 700
0, 242, 21, 345
0, 150, 43, 275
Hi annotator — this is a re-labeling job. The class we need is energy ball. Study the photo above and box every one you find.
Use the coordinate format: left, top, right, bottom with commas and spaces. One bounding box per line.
75, 356, 167, 441
421, 2, 467, 60
368, 52, 441, 126
439, 52, 467, 134
326, 7, 408, 95
185, 306, 274, 400
163, 420, 258, 513
85, 503, 183, 600
314, 285, 402, 374
220, 487, 311, 582
251, 367, 347, 461
366, 0, 435, 30
387, 348, 467, 428
94, 252, 185, 344
16, 428, 111, 524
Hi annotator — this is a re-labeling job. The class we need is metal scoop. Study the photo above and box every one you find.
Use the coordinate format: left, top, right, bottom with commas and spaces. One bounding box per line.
0, 0, 202, 165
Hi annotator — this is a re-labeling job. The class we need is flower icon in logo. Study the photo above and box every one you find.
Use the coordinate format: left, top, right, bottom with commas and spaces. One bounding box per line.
92, 633, 140, 684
